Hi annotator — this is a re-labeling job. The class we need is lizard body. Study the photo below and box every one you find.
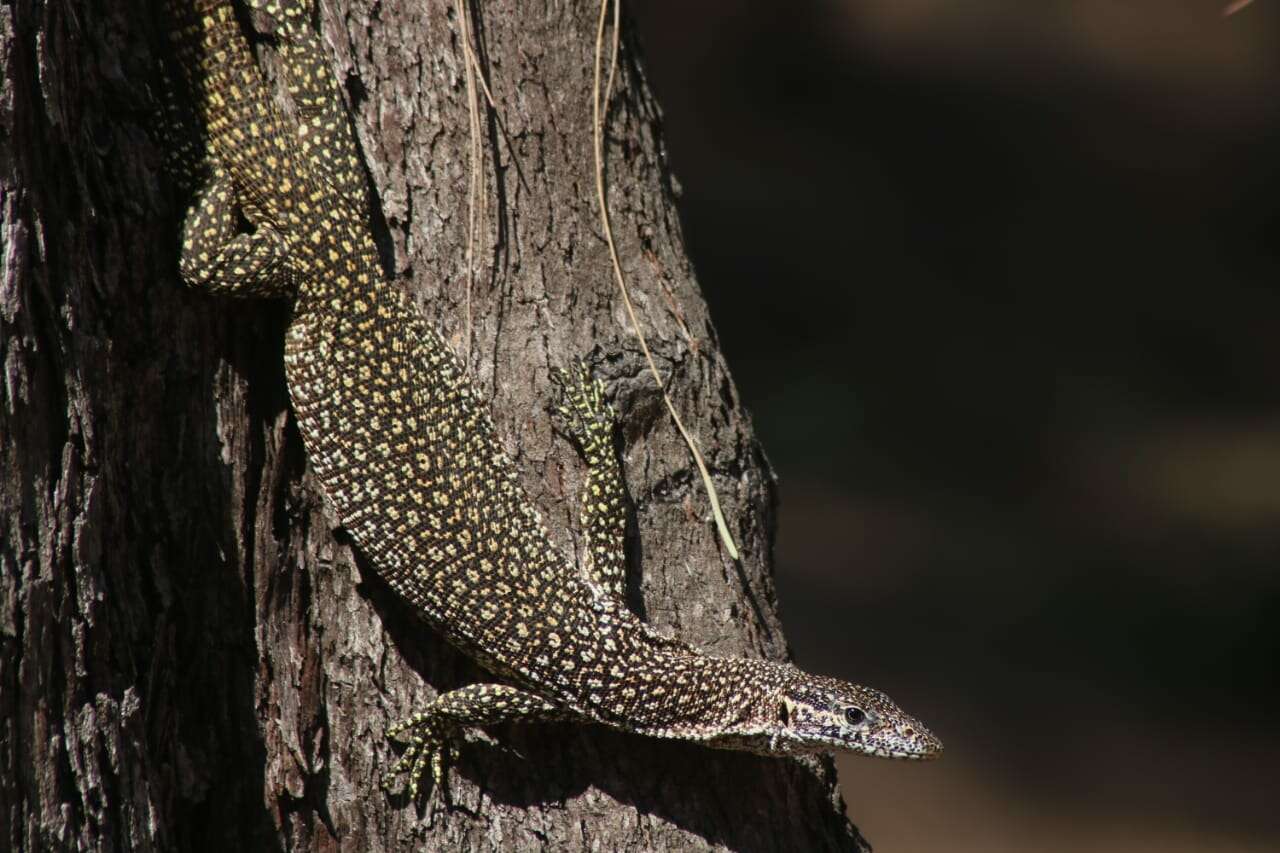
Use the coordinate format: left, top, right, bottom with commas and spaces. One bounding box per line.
160, 0, 941, 799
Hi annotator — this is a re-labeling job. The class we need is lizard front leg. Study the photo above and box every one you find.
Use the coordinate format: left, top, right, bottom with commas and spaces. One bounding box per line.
383, 684, 573, 802
551, 361, 630, 602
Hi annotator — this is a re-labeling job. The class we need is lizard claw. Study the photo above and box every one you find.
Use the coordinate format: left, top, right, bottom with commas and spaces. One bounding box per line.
550, 360, 615, 459
383, 714, 460, 804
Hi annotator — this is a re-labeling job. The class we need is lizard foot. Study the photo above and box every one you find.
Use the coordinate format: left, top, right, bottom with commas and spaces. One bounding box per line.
551, 360, 615, 460
381, 684, 567, 808
382, 713, 461, 804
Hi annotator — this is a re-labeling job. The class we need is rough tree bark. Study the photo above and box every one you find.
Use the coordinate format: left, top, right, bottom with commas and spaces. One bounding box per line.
1, 1, 870, 850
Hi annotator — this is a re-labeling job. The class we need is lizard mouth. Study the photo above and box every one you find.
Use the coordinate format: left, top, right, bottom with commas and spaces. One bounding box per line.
865, 727, 944, 760
870, 746, 943, 760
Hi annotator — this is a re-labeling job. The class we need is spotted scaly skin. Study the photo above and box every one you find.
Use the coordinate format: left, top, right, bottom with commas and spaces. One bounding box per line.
160, 0, 942, 804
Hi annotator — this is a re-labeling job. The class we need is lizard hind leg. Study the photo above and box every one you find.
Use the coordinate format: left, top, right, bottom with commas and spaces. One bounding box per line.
382, 684, 570, 804
550, 361, 630, 602
178, 164, 295, 298
164, 36, 294, 301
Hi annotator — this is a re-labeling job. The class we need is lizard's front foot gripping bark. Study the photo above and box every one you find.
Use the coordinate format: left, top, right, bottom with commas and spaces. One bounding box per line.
382, 712, 461, 803
551, 360, 615, 460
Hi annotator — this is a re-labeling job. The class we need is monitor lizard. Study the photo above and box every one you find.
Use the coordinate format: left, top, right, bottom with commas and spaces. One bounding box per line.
158, 0, 942, 802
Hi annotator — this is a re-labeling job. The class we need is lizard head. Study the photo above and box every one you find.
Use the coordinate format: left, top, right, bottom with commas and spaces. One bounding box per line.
770, 674, 943, 760
707, 664, 942, 760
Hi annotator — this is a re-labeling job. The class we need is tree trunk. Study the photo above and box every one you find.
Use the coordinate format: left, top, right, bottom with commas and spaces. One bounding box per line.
1, 1, 868, 850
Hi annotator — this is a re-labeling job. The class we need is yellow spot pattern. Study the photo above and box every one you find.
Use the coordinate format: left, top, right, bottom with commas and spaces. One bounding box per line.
159, 0, 943, 804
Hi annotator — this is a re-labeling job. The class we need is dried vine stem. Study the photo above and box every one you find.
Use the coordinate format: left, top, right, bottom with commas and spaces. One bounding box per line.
457, 0, 486, 360
591, 0, 740, 559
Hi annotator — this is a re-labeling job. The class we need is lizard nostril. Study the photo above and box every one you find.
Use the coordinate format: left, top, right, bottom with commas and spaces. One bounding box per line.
902, 727, 914, 736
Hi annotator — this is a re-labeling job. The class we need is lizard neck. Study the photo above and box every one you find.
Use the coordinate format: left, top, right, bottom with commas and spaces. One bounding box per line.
578, 634, 788, 739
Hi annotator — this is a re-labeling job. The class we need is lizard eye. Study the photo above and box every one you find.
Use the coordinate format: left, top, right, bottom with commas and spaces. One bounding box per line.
844, 707, 866, 726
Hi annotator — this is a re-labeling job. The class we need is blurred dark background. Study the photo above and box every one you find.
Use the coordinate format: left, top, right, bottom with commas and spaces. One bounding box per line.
631, 1, 1280, 850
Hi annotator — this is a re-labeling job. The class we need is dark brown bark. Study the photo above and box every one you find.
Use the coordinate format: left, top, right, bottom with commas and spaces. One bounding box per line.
1, 1, 868, 850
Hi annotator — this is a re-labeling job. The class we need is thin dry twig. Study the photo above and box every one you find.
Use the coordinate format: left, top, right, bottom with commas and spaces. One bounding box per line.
467, 42, 497, 109
457, 0, 484, 361
592, 0, 739, 559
